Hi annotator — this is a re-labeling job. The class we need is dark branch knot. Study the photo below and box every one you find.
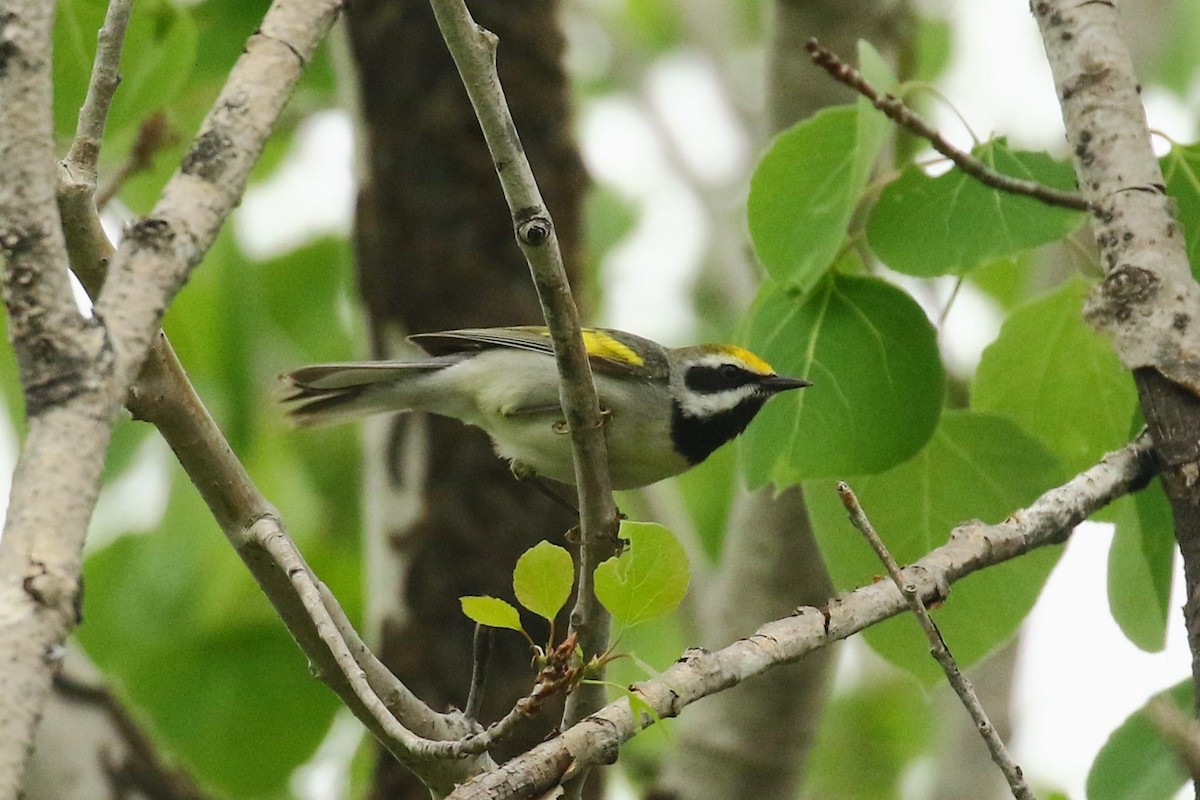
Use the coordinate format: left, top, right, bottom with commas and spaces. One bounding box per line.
517, 216, 552, 246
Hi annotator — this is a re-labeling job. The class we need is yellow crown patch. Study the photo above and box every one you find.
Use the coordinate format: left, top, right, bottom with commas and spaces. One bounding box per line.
714, 344, 775, 375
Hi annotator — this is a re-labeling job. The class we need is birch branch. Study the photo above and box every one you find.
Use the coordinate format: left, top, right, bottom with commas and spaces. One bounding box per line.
445, 435, 1156, 800
0, 1, 343, 793
1032, 1, 1200, 383
1031, 0, 1200, 716
0, 2, 116, 792
53, 22, 493, 797
428, 0, 621, 732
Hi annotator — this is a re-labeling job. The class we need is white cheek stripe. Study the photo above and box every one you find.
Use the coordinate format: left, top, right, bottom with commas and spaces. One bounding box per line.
678, 384, 759, 418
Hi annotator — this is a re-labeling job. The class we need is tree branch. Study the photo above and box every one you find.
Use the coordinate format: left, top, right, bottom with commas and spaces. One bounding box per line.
838, 482, 1036, 800
444, 435, 1156, 800
0, 3, 116, 793
466, 624, 493, 721
805, 38, 1090, 212
58, 176, 494, 795
63, 0, 133, 186
46, 652, 211, 800
0, 1, 347, 794
1147, 695, 1200, 784
1031, 0, 1200, 716
427, 0, 621, 733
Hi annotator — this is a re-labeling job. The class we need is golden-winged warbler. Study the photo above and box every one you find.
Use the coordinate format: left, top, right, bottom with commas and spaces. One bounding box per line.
282, 326, 809, 490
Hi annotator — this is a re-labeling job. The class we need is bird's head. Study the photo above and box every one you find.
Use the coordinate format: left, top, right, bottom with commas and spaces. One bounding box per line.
667, 344, 810, 465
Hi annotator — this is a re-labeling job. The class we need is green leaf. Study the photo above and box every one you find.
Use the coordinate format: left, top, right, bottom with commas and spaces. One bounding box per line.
742, 273, 944, 484
79, 471, 339, 797
1147, 0, 1200, 97
973, 277, 1138, 476
53, 0, 198, 140
748, 69, 891, 291
1161, 141, 1200, 280
913, 18, 952, 83
460, 596, 525, 632
594, 521, 689, 627
803, 676, 935, 800
513, 541, 575, 622
162, 230, 257, 450
806, 410, 1065, 682
968, 251, 1041, 311
1108, 482, 1175, 652
867, 139, 1085, 276
1087, 680, 1194, 800
856, 40, 897, 101
624, 687, 663, 731
257, 236, 356, 363
673, 439, 737, 564
52, 0, 103, 140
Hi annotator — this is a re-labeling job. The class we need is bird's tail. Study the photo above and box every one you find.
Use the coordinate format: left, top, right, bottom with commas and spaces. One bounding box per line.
279, 359, 454, 427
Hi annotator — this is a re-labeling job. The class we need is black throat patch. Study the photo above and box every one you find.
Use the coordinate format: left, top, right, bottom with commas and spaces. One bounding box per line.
670, 396, 767, 465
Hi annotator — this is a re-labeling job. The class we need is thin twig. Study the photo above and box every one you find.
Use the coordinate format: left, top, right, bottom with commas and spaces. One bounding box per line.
428, 0, 621, 736
315, 581, 438, 726
804, 38, 1090, 213
54, 661, 209, 800
63, 0, 134, 184
837, 482, 1038, 800
1146, 695, 1200, 783
433, 632, 581, 760
466, 624, 494, 721
444, 435, 1156, 800
95, 112, 179, 209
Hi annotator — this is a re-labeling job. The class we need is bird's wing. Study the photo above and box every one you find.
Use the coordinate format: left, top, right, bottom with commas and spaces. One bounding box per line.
409, 327, 556, 357
409, 326, 664, 379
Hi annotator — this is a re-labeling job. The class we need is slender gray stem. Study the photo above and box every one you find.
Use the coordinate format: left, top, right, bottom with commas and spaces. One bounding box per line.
805, 38, 1088, 212
63, 0, 134, 184
427, 0, 621, 735
466, 624, 493, 721
838, 482, 1037, 800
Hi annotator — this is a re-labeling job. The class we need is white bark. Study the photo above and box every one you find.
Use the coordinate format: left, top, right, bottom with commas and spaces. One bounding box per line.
0, 1, 344, 794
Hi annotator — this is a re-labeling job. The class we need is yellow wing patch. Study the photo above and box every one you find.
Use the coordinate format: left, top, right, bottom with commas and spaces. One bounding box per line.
524, 327, 645, 367
714, 345, 775, 375
582, 330, 645, 367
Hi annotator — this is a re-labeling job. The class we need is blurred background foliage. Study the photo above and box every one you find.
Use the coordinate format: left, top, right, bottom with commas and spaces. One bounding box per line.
7, 0, 1200, 797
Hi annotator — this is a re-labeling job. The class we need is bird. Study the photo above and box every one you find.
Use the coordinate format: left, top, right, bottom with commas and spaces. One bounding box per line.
280, 326, 810, 490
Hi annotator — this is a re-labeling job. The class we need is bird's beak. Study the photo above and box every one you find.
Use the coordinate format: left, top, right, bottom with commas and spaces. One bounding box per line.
761, 374, 812, 393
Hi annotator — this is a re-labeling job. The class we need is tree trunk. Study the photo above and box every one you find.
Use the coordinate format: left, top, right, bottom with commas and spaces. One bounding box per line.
343, 1, 586, 796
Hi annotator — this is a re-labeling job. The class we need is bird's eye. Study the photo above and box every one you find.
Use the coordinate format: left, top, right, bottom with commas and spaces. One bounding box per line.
685, 362, 753, 393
